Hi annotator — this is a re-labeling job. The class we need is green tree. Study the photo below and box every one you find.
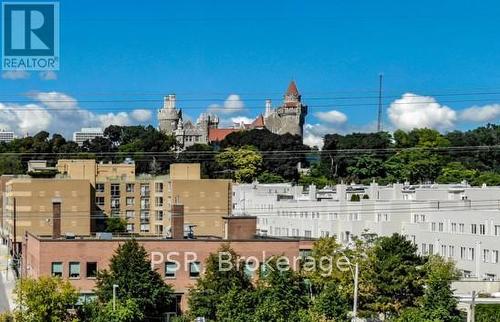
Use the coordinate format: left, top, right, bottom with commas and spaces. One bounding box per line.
347, 155, 385, 179
188, 244, 253, 321
309, 281, 350, 321
419, 256, 462, 322
80, 298, 144, 322
221, 129, 310, 182
437, 162, 478, 184
257, 171, 285, 183
95, 239, 174, 320
253, 257, 309, 322
0, 155, 23, 175
215, 287, 256, 322
105, 217, 127, 233
215, 146, 263, 183
366, 234, 426, 319
471, 171, 500, 186
14, 276, 79, 322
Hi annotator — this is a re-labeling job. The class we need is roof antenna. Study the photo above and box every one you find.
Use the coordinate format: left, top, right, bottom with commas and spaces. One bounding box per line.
377, 74, 384, 132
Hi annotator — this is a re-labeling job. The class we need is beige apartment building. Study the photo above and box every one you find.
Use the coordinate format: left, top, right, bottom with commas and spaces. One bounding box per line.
57, 160, 231, 237
3, 178, 92, 252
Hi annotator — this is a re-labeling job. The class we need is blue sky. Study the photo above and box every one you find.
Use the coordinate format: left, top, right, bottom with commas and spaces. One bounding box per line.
1, 0, 500, 146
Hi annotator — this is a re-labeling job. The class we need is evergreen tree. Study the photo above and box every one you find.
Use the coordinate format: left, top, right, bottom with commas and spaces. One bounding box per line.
95, 239, 174, 321
366, 234, 426, 319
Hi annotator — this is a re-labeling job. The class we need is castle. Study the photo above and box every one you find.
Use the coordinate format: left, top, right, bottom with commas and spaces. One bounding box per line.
158, 81, 307, 147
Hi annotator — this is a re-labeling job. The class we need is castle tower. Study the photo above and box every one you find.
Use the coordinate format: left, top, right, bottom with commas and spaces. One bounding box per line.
263, 81, 308, 137
158, 94, 181, 135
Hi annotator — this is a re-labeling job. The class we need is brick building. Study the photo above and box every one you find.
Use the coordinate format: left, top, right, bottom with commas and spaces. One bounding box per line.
23, 215, 313, 312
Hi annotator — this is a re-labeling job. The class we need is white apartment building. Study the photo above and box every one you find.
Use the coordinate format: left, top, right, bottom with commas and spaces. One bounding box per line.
0, 130, 14, 143
73, 128, 104, 146
233, 182, 500, 279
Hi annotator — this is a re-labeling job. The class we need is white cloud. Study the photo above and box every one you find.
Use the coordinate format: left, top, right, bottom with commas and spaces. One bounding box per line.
208, 94, 244, 114
387, 93, 457, 130
230, 116, 253, 124
2, 71, 30, 80
131, 109, 152, 122
39, 71, 58, 80
314, 110, 347, 125
0, 91, 153, 138
460, 104, 500, 123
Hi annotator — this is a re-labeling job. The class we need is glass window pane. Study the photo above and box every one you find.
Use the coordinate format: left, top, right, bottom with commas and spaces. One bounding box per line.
69, 262, 80, 278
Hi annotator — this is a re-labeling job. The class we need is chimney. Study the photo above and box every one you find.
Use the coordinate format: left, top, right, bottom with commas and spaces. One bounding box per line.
52, 201, 61, 239
223, 216, 257, 240
171, 204, 184, 239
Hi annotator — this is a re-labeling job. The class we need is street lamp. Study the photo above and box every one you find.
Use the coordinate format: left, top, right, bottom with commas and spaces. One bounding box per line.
112, 284, 119, 311
338, 251, 360, 322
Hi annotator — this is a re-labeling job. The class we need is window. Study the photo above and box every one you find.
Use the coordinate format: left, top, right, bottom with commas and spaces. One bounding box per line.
304, 230, 312, 238
140, 224, 150, 233
141, 198, 150, 209
493, 250, 499, 264
126, 223, 135, 232
422, 243, 427, 255
111, 198, 120, 209
96, 183, 105, 193
155, 210, 164, 221
126, 210, 135, 219
459, 223, 465, 233
441, 245, 447, 256
126, 183, 134, 193
189, 262, 201, 278
86, 262, 97, 278
468, 248, 475, 261
495, 225, 500, 236
126, 197, 134, 206
451, 223, 457, 232
155, 197, 163, 207
449, 245, 455, 258
438, 222, 444, 232
244, 261, 257, 278
483, 249, 490, 263
165, 262, 177, 278
471, 224, 477, 234
480, 224, 486, 235
140, 184, 150, 197
428, 244, 434, 255
140, 210, 150, 223
95, 197, 104, 206
431, 222, 436, 231
460, 247, 466, 260
51, 262, 63, 277
111, 184, 120, 197
69, 262, 80, 278
155, 182, 163, 193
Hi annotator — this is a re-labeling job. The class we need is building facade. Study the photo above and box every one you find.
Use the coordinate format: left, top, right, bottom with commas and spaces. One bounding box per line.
233, 182, 500, 279
57, 160, 232, 237
3, 178, 92, 252
23, 216, 313, 312
72, 128, 104, 146
0, 130, 14, 143
157, 81, 308, 147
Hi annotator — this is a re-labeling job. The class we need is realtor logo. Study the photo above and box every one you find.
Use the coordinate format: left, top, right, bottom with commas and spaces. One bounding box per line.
2, 2, 59, 70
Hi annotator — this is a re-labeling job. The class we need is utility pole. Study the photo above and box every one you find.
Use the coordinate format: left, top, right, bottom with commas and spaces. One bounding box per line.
13, 197, 16, 256
353, 262, 359, 321
377, 74, 383, 132
470, 290, 476, 322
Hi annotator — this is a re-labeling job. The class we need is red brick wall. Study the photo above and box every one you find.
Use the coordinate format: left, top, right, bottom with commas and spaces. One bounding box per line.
24, 234, 313, 310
